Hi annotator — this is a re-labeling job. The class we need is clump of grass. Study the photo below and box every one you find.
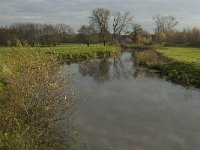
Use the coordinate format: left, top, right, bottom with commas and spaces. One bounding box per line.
161, 60, 200, 88
0, 47, 77, 149
134, 50, 162, 69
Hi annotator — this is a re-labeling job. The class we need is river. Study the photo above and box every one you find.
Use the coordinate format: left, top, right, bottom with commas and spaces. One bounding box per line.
62, 52, 200, 150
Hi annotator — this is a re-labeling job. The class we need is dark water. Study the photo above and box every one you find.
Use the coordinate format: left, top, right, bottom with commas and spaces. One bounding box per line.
62, 52, 200, 150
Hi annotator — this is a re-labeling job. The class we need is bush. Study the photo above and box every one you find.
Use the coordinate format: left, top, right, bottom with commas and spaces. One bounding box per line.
134, 50, 162, 69
0, 47, 77, 149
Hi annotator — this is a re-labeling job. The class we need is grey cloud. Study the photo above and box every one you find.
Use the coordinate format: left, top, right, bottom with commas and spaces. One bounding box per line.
0, 0, 200, 32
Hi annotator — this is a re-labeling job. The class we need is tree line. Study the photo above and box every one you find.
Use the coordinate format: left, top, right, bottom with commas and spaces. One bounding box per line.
0, 8, 200, 47
152, 14, 200, 46
0, 23, 76, 46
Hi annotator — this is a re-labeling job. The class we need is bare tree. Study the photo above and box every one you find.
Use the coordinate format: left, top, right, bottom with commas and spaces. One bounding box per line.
153, 15, 178, 32
112, 12, 133, 44
90, 8, 110, 46
164, 16, 179, 31
153, 15, 178, 43
152, 15, 165, 33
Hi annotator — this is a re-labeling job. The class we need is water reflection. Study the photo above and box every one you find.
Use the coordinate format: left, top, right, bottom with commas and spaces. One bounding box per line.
79, 59, 111, 83
133, 68, 161, 79
62, 52, 200, 150
78, 52, 160, 83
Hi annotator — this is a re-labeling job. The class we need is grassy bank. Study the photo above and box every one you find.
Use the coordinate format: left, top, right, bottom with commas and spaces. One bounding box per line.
0, 44, 120, 149
0, 47, 77, 149
0, 44, 120, 60
157, 46, 200, 87
32, 44, 120, 62
134, 46, 200, 88
0, 44, 120, 92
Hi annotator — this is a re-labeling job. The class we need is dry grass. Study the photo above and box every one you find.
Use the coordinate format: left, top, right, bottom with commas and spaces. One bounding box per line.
0, 47, 77, 149
134, 50, 162, 69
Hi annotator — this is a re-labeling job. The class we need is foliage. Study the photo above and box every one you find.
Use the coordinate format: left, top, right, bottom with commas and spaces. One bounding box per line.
131, 24, 143, 44
0, 23, 76, 47
134, 50, 163, 69
0, 47, 77, 149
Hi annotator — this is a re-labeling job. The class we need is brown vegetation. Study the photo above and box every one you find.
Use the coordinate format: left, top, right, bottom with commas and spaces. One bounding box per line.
134, 50, 162, 69
0, 47, 77, 149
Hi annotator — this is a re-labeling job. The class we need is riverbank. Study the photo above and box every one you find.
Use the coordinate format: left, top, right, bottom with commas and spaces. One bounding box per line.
134, 45, 200, 88
34, 44, 120, 62
0, 44, 120, 93
0, 44, 121, 149
0, 47, 76, 149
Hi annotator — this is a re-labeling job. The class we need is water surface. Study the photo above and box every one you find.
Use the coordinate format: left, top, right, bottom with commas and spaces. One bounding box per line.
63, 52, 200, 150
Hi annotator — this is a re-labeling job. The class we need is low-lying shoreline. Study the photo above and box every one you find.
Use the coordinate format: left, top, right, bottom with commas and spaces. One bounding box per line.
0, 44, 121, 95
0, 44, 121, 149
133, 46, 200, 88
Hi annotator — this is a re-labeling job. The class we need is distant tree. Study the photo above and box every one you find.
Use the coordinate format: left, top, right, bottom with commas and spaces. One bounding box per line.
153, 15, 178, 43
78, 25, 94, 46
152, 15, 165, 33
112, 12, 133, 44
55, 24, 75, 43
90, 8, 110, 46
158, 32, 167, 43
131, 24, 143, 44
0, 28, 16, 46
164, 16, 179, 31
153, 15, 178, 32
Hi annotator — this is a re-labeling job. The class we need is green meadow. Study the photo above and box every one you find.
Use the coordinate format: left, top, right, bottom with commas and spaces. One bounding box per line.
157, 46, 200, 87
0, 44, 120, 94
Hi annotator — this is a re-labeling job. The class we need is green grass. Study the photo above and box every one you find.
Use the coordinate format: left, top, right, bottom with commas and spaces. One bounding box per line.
157, 46, 200, 87
133, 45, 200, 87
0, 44, 120, 57
0, 44, 120, 93
157, 47, 200, 67
0, 44, 120, 56
0, 44, 120, 64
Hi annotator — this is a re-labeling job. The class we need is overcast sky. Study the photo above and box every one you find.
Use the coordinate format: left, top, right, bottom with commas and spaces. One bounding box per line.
0, 0, 200, 32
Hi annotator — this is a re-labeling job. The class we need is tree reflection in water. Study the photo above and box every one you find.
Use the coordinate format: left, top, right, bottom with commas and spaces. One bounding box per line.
78, 52, 162, 83
78, 59, 111, 83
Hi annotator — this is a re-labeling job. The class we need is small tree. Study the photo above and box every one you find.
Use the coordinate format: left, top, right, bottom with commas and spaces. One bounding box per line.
131, 24, 143, 44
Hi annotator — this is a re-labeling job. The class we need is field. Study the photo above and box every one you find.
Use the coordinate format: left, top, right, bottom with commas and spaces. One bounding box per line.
32, 44, 120, 60
157, 46, 200, 87
157, 46, 200, 68
134, 45, 200, 87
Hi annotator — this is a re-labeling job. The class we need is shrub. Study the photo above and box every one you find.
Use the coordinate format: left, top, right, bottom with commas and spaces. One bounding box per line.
0, 47, 77, 149
134, 50, 162, 69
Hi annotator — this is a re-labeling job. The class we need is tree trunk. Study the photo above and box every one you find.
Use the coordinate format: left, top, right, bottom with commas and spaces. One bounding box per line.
87, 41, 90, 47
